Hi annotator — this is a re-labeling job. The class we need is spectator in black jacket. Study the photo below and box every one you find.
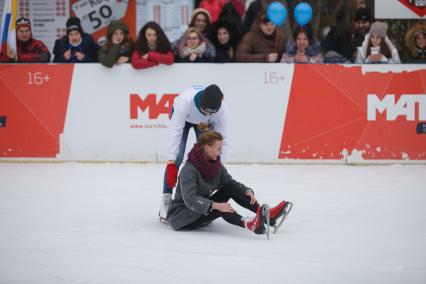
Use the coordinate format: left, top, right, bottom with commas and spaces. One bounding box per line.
53, 17, 99, 63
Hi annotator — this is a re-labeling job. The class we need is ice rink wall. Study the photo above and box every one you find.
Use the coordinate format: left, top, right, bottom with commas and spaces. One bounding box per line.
0, 63, 425, 164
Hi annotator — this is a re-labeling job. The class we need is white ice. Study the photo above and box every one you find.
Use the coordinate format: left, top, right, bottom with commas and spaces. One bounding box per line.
1, 163, 426, 284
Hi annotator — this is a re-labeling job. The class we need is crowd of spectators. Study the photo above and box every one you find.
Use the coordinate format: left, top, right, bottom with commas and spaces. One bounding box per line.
1, 1, 425, 66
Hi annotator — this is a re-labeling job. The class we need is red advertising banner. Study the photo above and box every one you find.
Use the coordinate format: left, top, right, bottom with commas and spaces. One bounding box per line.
280, 65, 426, 160
0, 64, 74, 157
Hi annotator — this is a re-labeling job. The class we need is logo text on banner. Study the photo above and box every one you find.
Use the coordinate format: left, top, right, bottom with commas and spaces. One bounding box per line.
367, 94, 426, 121
130, 93, 179, 120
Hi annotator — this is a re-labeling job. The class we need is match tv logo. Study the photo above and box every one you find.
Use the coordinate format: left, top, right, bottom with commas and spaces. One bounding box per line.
399, 0, 426, 17
130, 93, 179, 119
367, 94, 426, 121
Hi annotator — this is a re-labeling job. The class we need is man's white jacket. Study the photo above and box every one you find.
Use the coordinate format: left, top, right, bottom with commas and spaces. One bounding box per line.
168, 85, 228, 161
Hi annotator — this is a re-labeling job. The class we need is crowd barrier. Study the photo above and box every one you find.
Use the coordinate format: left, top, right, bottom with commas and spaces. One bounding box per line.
0, 63, 425, 164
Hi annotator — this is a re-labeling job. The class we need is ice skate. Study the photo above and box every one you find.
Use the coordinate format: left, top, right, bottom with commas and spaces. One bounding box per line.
269, 201, 293, 234
159, 193, 172, 224
244, 204, 270, 240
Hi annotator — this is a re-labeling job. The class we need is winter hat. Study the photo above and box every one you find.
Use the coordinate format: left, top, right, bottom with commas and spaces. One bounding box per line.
16, 17, 31, 31
66, 16, 83, 35
191, 8, 212, 23
369, 21, 388, 38
107, 20, 129, 39
200, 84, 223, 114
354, 8, 372, 22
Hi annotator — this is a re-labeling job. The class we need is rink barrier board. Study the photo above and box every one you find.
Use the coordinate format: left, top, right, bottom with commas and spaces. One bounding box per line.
0, 63, 425, 164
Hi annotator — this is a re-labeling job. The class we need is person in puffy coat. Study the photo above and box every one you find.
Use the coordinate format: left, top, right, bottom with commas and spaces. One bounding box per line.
405, 21, 426, 63
167, 131, 292, 238
0, 17, 50, 63
131, 21, 174, 69
281, 25, 323, 64
53, 17, 99, 63
355, 21, 401, 64
236, 9, 286, 63
98, 20, 133, 68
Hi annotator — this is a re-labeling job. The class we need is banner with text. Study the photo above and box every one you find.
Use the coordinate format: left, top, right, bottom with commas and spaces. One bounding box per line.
0, 64, 425, 163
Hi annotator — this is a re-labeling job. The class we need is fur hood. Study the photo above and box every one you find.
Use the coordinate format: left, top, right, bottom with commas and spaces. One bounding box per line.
405, 22, 426, 57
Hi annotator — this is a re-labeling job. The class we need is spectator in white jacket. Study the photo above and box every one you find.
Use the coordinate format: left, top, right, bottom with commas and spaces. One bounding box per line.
159, 84, 228, 223
355, 21, 401, 64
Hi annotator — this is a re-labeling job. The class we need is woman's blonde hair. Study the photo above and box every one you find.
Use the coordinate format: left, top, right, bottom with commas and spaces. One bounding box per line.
198, 131, 223, 147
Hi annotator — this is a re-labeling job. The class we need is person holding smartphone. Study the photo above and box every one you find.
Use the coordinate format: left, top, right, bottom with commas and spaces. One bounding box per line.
355, 21, 400, 64
281, 25, 323, 64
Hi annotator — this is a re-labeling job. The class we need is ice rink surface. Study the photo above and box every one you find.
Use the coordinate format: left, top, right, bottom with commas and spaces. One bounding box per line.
0, 163, 425, 284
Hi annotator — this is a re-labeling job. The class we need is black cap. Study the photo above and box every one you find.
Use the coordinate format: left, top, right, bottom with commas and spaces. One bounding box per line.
66, 16, 83, 34
354, 8, 372, 22
200, 84, 223, 114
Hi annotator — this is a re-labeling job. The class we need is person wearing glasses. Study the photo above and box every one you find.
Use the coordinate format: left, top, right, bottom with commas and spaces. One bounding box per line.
175, 27, 215, 62
159, 84, 228, 223
0, 17, 50, 63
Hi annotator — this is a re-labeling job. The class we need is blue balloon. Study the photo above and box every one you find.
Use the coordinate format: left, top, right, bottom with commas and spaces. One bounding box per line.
267, 2, 287, 27
294, 2, 313, 26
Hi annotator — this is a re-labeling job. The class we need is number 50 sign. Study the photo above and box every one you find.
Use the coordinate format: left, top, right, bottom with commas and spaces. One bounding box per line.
72, 0, 129, 34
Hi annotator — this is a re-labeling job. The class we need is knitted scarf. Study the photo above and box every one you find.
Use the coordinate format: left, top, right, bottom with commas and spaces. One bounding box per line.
187, 143, 222, 182
182, 42, 206, 58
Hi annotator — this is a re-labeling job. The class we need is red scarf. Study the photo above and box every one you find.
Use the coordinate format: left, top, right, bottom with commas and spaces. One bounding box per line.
187, 143, 222, 182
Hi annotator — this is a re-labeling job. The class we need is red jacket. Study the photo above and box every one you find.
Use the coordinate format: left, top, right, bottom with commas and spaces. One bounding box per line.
200, 0, 226, 23
131, 50, 174, 69
1, 37, 50, 63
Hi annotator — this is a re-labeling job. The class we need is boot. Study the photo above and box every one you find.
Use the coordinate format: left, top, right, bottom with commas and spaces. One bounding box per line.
243, 204, 270, 239
269, 200, 293, 234
159, 193, 172, 224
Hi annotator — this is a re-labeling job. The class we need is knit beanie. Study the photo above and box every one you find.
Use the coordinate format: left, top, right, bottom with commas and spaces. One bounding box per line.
66, 16, 83, 35
16, 17, 31, 31
369, 21, 388, 38
200, 84, 223, 114
192, 8, 212, 23
354, 8, 372, 22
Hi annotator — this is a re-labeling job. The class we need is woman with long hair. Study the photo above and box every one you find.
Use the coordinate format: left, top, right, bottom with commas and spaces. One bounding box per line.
236, 9, 286, 62
355, 21, 400, 64
131, 21, 174, 69
209, 19, 241, 62
281, 25, 323, 63
98, 20, 133, 68
167, 131, 293, 239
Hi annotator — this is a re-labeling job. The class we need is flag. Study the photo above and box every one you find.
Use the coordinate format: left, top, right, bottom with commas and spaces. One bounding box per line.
0, 0, 18, 58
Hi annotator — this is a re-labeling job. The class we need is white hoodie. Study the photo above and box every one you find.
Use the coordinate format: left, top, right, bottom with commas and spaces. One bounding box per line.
355, 34, 401, 64
168, 85, 228, 161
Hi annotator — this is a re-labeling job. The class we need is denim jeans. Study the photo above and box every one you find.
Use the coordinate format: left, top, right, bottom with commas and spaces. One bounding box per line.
163, 122, 201, 194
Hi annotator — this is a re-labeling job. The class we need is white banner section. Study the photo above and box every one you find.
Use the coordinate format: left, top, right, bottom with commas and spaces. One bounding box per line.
375, 0, 426, 19
59, 64, 295, 163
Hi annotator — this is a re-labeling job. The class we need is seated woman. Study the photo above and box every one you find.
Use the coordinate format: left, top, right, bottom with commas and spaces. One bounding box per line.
236, 9, 286, 63
175, 27, 215, 62
209, 18, 241, 62
53, 17, 99, 63
355, 21, 401, 64
98, 20, 133, 68
131, 21, 174, 69
405, 21, 426, 63
167, 131, 293, 239
0, 17, 50, 63
281, 25, 323, 64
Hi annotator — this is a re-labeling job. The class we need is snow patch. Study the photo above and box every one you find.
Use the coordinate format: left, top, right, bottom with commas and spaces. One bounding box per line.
347, 149, 365, 163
